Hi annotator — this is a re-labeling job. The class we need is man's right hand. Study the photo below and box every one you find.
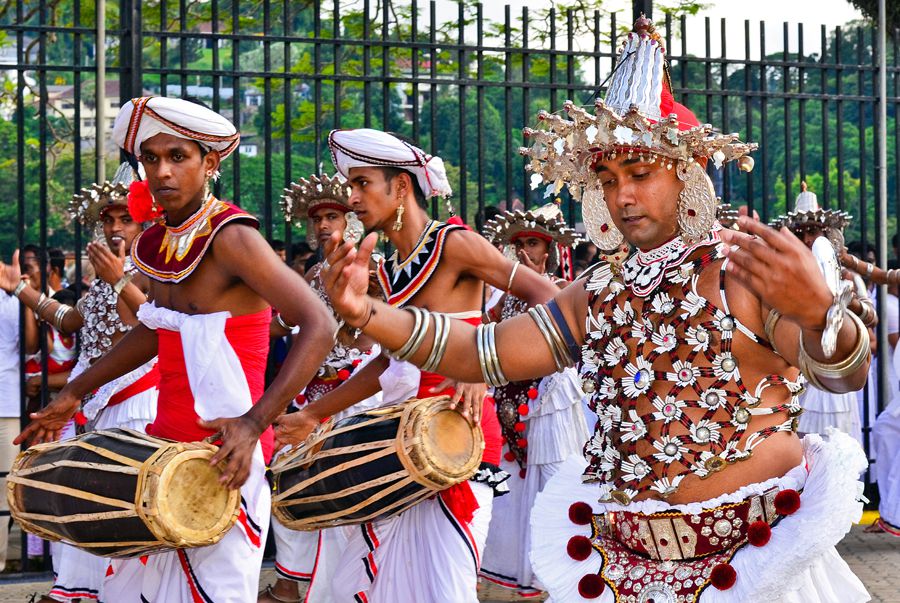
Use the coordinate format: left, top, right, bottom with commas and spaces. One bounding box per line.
273, 409, 320, 449
322, 231, 378, 327
14, 388, 81, 445
0, 250, 22, 293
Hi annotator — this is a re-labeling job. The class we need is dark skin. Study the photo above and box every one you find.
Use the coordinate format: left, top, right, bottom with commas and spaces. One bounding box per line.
319, 156, 868, 504
272, 166, 559, 448
513, 235, 549, 274
15, 133, 336, 490
0, 207, 148, 338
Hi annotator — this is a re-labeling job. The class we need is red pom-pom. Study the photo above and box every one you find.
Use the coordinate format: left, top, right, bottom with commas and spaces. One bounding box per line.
577, 574, 605, 598
568, 501, 593, 525
294, 393, 306, 406
710, 563, 737, 590
504, 451, 516, 462
518, 403, 530, 416
352, 359, 362, 367
567, 535, 593, 561
127, 181, 163, 223
74, 411, 88, 426
747, 521, 771, 547
527, 387, 539, 399
514, 422, 526, 433
519, 468, 527, 479
774, 489, 801, 515
500, 435, 507, 445
516, 438, 528, 448
337, 369, 351, 381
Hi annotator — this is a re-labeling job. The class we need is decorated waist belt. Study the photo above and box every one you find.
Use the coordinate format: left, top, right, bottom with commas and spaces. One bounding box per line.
566, 487, 803, 601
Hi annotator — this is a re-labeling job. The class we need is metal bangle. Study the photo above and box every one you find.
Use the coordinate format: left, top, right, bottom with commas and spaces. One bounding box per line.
12, 279, 27, 297
52, 305, 71, 332
535, 304, 574, 367
35, 295, 52, 320
392, 308, 431, 362
421, 313, 450, 373
506, 261, 520, 292
485, 322, 509, 386
763, 308, 782, 355
274, 313, 294, 331
799, 311, 869, 382
866, 262, 874, 278
528, 306, 567, 372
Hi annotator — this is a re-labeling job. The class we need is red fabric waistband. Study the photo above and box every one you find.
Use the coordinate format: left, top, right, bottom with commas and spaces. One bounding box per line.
107, 365, 160, 408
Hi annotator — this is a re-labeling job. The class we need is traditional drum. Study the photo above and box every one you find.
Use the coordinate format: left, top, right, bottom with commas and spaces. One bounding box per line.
272, 395, 484, 530
7, 428, 240, 558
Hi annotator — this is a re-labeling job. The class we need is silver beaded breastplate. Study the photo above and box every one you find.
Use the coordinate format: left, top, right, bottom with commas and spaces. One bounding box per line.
75, 258, 136, 363
580, 234, 802, 504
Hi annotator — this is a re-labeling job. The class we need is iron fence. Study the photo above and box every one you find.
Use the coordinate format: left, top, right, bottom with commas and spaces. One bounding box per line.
0, 0, 897, 574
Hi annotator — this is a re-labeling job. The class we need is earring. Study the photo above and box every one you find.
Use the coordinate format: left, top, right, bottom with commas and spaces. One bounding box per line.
393, 202, 405, 231
676, 161, 717, 244
581, 185, 625, 253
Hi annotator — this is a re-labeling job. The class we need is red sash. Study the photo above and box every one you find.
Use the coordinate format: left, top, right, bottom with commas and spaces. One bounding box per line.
107, 365, 160, 408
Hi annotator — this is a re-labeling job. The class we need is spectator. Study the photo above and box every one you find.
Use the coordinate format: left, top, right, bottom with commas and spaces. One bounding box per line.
269, 239, 287, 262
0, 253, 19, 571
291, 241, 314, 276
47, 248, 65, 291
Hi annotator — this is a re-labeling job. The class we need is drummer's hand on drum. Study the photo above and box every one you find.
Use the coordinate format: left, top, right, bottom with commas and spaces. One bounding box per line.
14, 388, 80, 445
430, 379, 485, 424
199, 415, 262, 490
273, 410, 319, 449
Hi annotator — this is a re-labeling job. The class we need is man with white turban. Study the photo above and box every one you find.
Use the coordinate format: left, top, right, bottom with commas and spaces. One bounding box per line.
272, 128, 559, 603
16, 96, 337, 603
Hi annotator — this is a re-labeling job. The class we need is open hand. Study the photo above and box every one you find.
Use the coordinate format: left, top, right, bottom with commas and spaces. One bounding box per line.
14, 388, 81, 446
322, 231, 378, 327
87, 241, 126, 285
720, 216, 833, 331
199, 415, 263, 490
430, 378, 485, 424
518, 249, 547, 275
0, 250, 22, 293
273, 409, 320, 449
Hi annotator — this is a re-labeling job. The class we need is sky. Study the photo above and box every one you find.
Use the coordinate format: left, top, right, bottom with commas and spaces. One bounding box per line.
436, 0, 867, 58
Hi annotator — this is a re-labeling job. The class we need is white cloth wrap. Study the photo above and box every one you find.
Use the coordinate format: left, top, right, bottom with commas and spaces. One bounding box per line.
526, 367, 591, 466
376, 357, 421, 408
137, 302, 251, 422
531, 429, 869, 603
328, 128, 452, 198
81, 358, 157, 422
873, 343, 900, 527
112, 96, 238, 159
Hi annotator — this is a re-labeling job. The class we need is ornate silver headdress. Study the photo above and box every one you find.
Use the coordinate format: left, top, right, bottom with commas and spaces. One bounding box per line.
485, 203, 582, 274
769, 182, 851, 253
519, 17, 757, 254
68, 162, 136, 228
281, 173, 354, 249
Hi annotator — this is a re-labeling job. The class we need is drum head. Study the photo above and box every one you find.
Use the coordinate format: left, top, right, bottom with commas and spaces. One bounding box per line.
419, 407, 480, 479
153, 449, 239, 546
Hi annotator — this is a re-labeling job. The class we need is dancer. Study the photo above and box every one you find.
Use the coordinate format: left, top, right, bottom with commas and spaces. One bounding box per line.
479, 204, 590, 597
272, 128, 559, 603
769, 183, 869, 443
0, 163, 158, 603
320, 19, 871, 602
15, 96, 335, 603
260, 174, 382, 603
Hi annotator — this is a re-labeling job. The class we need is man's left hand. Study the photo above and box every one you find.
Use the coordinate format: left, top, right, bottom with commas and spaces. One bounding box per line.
720, 216, 833, 331
199, 415, 263, 490
430, 379, 485, 424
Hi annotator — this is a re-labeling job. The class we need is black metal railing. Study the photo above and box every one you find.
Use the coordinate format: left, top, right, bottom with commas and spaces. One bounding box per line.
0, 0, 897, 574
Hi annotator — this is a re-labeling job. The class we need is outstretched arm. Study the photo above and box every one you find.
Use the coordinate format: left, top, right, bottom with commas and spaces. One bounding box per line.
322, 232, 587, 384
199, 225, 336, 488
15, 324, 158, 445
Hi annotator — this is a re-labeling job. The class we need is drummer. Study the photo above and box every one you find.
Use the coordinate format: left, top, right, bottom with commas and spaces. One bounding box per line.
272, 128, 559, 603
261, 174, 384, 603
15, 96, 336, 603
0, 164, 157, 603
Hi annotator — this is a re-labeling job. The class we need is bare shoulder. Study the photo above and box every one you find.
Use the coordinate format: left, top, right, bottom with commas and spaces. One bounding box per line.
442, 227, 505, 267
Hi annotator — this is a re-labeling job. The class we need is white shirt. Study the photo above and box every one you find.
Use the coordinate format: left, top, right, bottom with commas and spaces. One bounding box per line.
0, 293, 20, 417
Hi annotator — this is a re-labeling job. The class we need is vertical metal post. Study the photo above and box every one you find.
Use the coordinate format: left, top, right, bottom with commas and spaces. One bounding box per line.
876, 0, 889, 415
632, 0, 653, 22
96, 0, 106, 180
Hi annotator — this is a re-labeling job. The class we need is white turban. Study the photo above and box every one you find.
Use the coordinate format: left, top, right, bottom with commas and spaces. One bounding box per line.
328, 128, 452, 198
112, 96, 240, 160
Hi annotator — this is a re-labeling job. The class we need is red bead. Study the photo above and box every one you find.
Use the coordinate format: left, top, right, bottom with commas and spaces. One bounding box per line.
337, 369, 351, 380
710, 563, 737, 590
747, 521, 771, 547
527, 387, 539, 399
688, 208, 697, 217
567, 535, 593, 561
504, 451, 516, 462
514, 422, 526, 433
518, 404, 530, 416
577, 573, 605, 598
774, 489, 801, 515
519, 468, 527, 479
568, 501, 593, 525
352, 359, 362, 367
516, 438, 528, 449
600, 223, 609, 233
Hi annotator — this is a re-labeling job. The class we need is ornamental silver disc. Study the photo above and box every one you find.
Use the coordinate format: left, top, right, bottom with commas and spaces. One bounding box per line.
637, 581, 677, 603
604, 564, 626, 581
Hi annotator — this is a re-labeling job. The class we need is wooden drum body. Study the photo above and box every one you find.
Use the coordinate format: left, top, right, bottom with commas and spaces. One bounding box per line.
272, 396, 484, 531
7, 428, 240, 558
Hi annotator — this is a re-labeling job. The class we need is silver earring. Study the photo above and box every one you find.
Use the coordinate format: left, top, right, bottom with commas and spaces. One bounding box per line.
676, 161, 717, 244
581, 185, 625, 253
